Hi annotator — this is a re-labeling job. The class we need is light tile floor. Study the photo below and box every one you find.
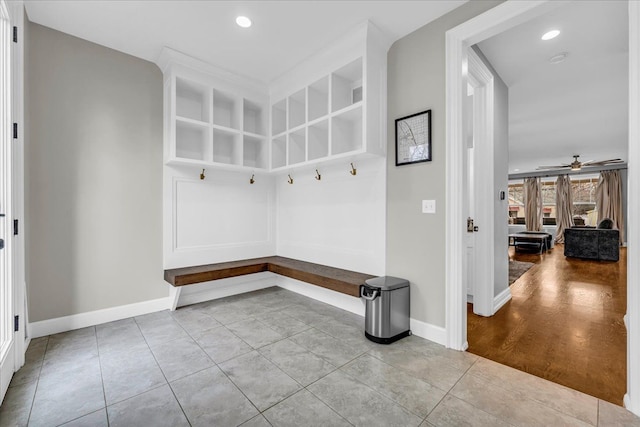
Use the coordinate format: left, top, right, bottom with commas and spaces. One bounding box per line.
1, 287, 639, 427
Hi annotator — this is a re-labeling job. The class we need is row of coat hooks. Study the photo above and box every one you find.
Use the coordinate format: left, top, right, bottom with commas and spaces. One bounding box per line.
199, 163, 357, 184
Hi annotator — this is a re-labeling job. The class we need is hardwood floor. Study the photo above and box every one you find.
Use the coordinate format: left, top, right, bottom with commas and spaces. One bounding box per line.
467, 244, 627, 405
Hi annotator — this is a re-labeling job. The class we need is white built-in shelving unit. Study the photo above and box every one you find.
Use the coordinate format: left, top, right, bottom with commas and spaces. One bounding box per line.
160, 49, 269, 171
160, 21, 387, 174
270, 57, 372, 171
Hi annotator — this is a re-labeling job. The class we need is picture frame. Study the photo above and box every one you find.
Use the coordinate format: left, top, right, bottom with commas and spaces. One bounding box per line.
395, 109, 432, 166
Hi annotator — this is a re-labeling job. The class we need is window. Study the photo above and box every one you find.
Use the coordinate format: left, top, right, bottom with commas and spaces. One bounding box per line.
571, 175, 598, 226
508, 174, 599, 227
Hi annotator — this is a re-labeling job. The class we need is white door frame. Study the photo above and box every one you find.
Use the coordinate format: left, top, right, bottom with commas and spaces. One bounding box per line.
9, 0, 26, 369
445, 0, 640, 415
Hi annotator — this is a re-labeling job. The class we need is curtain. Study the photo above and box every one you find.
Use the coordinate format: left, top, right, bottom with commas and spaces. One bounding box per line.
524, 177, 542, 232
596, 170, 624, 243
554, 175, 573, 243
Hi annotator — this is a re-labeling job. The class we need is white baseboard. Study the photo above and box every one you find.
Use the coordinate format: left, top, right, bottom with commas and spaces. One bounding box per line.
274, 276, 366, 316
29, 297, 171, 338
28, 274, 448, 349
409, 317, 447, 346
177, 272, 278, 308
493, 287, 512, 314
274, 276, 447, 346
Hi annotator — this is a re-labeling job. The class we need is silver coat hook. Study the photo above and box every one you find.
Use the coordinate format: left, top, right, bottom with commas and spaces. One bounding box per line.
315, 169, 321, 181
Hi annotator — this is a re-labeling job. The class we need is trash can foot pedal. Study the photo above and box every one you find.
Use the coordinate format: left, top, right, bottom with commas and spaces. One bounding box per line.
365, 330, 411, 345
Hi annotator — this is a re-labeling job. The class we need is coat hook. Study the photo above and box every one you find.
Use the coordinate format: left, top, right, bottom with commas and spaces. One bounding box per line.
350, 163, 357, 176
315, 169, 321, 181
200, 169, 206, 180
249, 174, 255, 184
287, 174, 294, 184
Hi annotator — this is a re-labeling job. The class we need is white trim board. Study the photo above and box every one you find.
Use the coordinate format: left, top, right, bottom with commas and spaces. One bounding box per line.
176, 272, 278, 308
493, 287, 511, 314
29, 297, 171, 338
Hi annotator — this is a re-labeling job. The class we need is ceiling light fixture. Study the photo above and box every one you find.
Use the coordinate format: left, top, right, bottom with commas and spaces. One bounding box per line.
549, 52, 568, 64
541, 29, 560, 41
236, 16, 252, 28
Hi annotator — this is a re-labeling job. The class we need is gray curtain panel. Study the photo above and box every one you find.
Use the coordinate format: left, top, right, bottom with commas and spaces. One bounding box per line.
555, 175, 573, 244
524, 177, 542, 232
596, 170, 624, 243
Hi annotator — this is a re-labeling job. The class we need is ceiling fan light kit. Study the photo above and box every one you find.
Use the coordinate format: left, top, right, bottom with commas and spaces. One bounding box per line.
536, 155, 623, 171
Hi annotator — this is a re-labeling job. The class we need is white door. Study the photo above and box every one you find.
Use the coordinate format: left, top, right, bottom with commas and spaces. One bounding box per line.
0, 0, 14, 403
465, 88, 477, 300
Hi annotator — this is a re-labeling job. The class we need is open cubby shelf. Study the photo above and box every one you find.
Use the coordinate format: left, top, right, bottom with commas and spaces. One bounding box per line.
268, 57, 366, 170
169, 75, 268, 170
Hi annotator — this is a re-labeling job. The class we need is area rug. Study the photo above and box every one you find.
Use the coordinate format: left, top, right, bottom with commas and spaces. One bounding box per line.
509, 260, 535, 285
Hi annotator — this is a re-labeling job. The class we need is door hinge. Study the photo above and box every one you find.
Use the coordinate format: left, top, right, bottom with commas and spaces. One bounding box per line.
14, 315, 19, 332
13, 123, 18, 139
13, 219, 18, 236
13, 26, 17, 43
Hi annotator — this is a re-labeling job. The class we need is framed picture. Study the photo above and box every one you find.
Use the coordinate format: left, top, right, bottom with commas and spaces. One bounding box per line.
395, 109, 432, 166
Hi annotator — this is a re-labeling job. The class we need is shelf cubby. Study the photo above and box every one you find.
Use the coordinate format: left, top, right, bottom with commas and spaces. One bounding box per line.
308, 119, 329, 161
176, 121, 210, 161
308, 76, 329, 122
288, 89, 306, 130
288, 129, 306, 165
272, 135, 287, 169
213, 129, 241, 165
272, 99, 287, 136
176, 77, 209, 122
331, 58, 363, 113
213, 89, 240, 130
331, 106, 363, 155
243, 99, 265, 135
243, 136, 267, 169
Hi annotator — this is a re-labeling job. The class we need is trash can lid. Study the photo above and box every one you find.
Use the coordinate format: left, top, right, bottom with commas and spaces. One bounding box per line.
364, 276, 409, 291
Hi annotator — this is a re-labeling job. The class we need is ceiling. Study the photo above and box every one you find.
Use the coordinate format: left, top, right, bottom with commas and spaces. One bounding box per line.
477, 0, 629, 175
24, 0, 466, 85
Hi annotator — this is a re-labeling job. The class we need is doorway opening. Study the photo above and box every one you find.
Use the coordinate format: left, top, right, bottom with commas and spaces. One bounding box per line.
445, 0, 640, 414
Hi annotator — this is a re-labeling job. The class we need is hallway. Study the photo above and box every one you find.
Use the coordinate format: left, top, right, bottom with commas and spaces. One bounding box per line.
467, 244, 627, 405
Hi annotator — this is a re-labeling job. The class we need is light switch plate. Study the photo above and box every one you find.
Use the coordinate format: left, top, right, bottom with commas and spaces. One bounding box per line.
422, 200, 436, 214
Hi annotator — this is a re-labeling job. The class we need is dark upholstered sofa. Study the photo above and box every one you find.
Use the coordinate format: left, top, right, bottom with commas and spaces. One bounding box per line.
564, 224, 620, 261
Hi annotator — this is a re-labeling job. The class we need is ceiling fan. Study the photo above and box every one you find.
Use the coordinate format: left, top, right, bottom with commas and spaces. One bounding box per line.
536, 155, 624, 171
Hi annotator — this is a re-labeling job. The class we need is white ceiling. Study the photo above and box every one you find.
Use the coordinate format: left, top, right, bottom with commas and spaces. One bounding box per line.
477, 0, 628, 175
24, 0, 466, 85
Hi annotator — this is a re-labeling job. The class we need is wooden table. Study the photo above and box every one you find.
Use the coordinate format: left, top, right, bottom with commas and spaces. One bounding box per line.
508, 233, 550, 254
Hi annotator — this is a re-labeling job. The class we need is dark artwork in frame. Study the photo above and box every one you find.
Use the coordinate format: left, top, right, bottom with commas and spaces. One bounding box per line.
395, 109, 432, 166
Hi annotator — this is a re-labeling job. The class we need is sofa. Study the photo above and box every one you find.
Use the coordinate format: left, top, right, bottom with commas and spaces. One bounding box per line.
564, 221, 620, 261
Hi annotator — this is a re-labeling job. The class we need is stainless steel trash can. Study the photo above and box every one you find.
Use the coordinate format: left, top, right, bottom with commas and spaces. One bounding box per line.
360, 276, 410, 344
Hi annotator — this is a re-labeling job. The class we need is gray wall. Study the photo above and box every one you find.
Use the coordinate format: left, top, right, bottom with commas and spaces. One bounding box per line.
26, 21, 165, 322
386, 1, 502, 327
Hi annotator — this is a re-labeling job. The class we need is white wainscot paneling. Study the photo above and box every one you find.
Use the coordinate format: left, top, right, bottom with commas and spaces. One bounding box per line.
276, 157, 386, 275
165, 167, 276, 268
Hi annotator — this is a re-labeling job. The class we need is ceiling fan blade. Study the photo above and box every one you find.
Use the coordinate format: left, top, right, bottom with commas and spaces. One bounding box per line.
582, 158, 623, 166
536, 164, 571, 170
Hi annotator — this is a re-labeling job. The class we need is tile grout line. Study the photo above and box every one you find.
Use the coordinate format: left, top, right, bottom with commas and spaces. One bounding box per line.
93, 327, 111, 427
24, 335, 49, 427
134, 313, 194, 427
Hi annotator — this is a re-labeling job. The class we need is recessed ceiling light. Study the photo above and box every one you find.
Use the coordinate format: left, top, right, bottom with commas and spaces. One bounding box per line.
541, 30, 560, 41
549, 52, 568, 64
514, 169, 520, 172
236, 16, 252, 28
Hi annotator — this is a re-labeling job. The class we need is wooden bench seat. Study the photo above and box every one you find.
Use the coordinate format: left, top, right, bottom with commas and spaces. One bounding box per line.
164, 256, 376, 297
